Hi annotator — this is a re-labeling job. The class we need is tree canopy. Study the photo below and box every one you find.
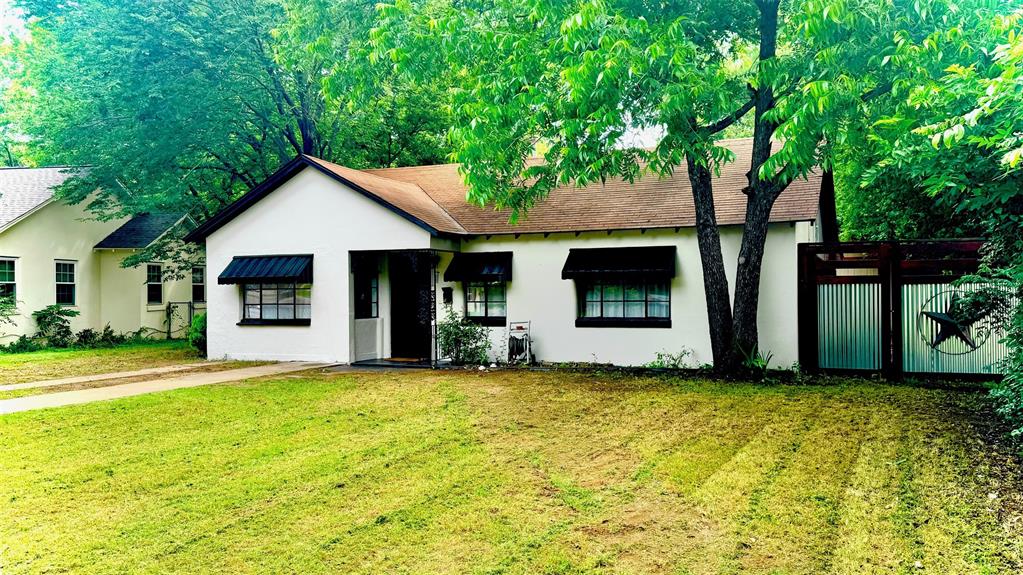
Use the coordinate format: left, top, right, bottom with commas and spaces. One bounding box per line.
3, 0, 453, 269
372, 0, 1012, 369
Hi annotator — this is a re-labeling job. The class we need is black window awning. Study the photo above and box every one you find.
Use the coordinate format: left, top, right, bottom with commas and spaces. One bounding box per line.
218, 255, 314, 285
443, 252, 513, 282
561, 246, 676, 279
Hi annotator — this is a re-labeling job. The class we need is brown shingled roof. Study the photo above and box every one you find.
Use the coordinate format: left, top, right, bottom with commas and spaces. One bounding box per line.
186, 138, 822, 243
360, 138, 821, 235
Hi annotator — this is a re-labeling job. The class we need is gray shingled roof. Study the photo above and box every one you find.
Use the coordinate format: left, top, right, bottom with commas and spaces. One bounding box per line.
0, 166, 78, 231
94, 213, 184, 249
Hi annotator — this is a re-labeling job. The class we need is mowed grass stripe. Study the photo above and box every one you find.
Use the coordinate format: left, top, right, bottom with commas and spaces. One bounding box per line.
828, 407, 912, 575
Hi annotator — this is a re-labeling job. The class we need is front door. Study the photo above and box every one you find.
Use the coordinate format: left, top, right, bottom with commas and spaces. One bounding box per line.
389, 251, 433, 360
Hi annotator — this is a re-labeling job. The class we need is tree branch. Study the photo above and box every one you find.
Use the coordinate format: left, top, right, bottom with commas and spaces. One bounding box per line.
704, 95, 755, 135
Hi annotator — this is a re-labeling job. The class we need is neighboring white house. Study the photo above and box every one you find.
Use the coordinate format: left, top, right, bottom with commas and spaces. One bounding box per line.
186, 138, 825, 367
0, 167, 204, 340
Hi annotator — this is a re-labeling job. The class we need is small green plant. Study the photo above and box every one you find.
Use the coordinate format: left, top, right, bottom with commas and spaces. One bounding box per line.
646, 348, 694, 369
189, 313, 207, 357
739, 344, 774, 375
437, 306, 491, 366
32, 305, 80, 348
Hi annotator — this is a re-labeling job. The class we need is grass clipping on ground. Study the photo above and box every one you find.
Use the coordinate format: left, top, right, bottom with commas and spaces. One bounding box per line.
0, 370, 1020, 574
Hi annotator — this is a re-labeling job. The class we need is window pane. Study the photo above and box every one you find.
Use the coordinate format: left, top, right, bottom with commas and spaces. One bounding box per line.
245, 305, 261, 319
0, 283, 14, 298
192, 267, 204, 284
487, 282, 506, 302
262, 288, 279, 305
648, 301, 670, 318
147, 265, 161, 284
55, 262, 75, 283
263, 305, 279, 319
147, 284, 162, 305
278, 305, 295, 319
466, 283, 485, 302
56, 284, 75, 305
603, 301, 624, 318
466, 302, 485, 317
245, 287, 260, 305
296, 304, 311, 319
296, 285, 312, 305
192, 285, 205, 303
625, 284, 644, 301
603, 283, 623, 302
584, 301, 601, 317
584, 283, 602, 302
487, 302, 507, 317
0, 260, 13, 282
647, 282, 670, 302
625, 301, 645, 318
278, 286, 295, 305
370, 302, 378, 317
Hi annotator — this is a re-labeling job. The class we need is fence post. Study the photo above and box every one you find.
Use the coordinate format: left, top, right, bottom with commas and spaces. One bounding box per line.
878, 243, 894, 379
889, 242, 904, 380
797, 244, 819, 373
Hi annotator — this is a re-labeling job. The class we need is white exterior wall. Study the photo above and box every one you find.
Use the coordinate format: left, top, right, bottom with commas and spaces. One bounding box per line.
0, 201, 196, 341
204, 167, 433, 363
439, 223, 803, 368
97, 250, 197, 338
0, 199, 125, 339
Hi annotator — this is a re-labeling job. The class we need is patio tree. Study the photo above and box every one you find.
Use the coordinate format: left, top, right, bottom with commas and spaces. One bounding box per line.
370, 0, 987, 370
2, 0, 452, 272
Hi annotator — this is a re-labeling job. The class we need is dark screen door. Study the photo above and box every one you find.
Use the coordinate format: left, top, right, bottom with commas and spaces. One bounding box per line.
389, 252, 432, 360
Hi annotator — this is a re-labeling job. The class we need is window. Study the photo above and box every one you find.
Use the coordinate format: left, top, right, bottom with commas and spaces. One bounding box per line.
0, 259, 14, 299
577, 279, 670, 327
146, 265, 163, 305
354, 269, 378, 319
242, 283, 311, 325
55, 261, 76, 305
465, 281, 507, 326
191, 267, 206, 303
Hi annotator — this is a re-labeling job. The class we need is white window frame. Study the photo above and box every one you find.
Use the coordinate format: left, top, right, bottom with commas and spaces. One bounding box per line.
191, 266, 206, 303
146, 264, 163, 306
55, 260, 76, 306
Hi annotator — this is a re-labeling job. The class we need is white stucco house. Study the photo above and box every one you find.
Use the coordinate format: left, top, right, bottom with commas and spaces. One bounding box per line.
185, 138, 825, 367
0, 167, 204, 340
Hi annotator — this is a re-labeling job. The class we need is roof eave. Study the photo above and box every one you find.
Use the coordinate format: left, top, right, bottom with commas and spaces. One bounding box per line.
184, 156, 448, 244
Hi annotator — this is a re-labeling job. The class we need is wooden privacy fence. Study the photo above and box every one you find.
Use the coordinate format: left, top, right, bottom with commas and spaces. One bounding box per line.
797, 240, 1012, 378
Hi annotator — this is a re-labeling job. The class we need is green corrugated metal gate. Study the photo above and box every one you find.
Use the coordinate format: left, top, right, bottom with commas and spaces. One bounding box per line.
798, 241, 1012, 378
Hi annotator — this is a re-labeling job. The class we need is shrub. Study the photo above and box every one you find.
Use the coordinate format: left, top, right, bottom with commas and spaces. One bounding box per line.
189, 313, 207, 356
98, 324, 128, 347
74, 328, 100, 348
32, 305, 79, 348
437, 306, 491, 366
2, 335, 42, 354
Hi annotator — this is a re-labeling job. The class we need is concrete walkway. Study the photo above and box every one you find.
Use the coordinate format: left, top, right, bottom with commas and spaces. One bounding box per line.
0, 362, 331, 415
0, 362, 216, 392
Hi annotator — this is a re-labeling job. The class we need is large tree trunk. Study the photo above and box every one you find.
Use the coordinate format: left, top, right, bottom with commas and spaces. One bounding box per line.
731, 190, 776, 358
686, 153, 737, 371
731, 0, 782, 362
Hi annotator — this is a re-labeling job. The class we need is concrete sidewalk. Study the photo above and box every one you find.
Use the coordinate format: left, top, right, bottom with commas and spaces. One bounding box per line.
0, 362, 331, 415
0, 362, 216, 392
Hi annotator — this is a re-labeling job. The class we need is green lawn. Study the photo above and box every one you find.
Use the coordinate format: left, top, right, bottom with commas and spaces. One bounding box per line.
1, 370, 1020, 574
0, 340, 202, 385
